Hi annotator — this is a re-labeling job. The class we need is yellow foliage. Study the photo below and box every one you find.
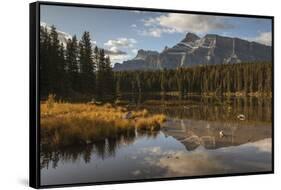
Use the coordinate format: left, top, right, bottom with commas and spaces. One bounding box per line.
135, 114, 166, 131
40, 101, 166, 147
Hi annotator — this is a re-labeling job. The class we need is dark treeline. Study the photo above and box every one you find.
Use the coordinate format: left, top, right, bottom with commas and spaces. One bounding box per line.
115, 62, 272, 97
40, 25, 114, 100
40, 25, 272, 100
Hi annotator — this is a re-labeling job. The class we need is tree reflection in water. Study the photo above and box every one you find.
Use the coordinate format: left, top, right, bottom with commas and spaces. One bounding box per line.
41, 129, 160, 169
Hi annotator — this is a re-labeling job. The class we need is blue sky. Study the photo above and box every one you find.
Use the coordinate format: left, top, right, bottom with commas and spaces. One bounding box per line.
41, 5, 272, 64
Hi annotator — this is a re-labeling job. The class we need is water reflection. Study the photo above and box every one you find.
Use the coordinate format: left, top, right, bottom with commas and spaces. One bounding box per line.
41, 130, 160, 170
148, 138, 272, 177
123, 94, 272, 123
41, 132, 272, 185
40, 96, 272, 186
162, 119, 271, 151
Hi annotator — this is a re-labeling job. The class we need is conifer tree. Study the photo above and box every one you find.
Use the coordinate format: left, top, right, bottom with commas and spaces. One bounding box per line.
40, 26, 51, 97
57, 42, 66, 95
66, 35, 79, 92
79, 31, 95, 94
96, 49, 106, 98
104, 56, 115, 96
49, 25, 62, 95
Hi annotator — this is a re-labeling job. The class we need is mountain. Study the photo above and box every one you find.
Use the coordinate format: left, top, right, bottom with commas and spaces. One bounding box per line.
40, 22, 72, 47
114, 32, 272, 71
114, 49, 160, 70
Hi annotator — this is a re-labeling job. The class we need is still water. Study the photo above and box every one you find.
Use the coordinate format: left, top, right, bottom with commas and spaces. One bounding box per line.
41, 95, 272, 186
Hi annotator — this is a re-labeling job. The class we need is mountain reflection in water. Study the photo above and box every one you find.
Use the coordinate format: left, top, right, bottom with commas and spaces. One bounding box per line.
40, 96, 272, 186
162, 119, 271, 151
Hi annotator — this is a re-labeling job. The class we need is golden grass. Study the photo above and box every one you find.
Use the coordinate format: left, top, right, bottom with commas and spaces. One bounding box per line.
40, 101, 166, 147
135, 114, 166, 131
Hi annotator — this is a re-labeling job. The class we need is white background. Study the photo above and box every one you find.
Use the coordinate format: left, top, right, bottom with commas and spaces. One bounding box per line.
0, 0, 279, 189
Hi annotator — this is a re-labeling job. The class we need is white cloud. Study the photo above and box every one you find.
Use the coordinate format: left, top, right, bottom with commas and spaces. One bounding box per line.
140, 27, 176, 38
108, 46, 119, 53
252, 32, 272, 46
141, 28, 162, 37
108, 54, 130, 64
104, 37, 138, 64
132, 49, 138, 54
104, 48, 127, 64
131, 24, 137, 28
104, 38, 137, 48
141, 13, 233, 37
242, 138, 272, 153
90, 40, 97, 46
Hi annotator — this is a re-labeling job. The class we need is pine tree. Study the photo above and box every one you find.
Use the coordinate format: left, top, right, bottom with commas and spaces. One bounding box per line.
57, 42, 66, 95
49, 25, 63, 95
93, 46, 99, 71
66, 35, 79, 92
96, 49, 106, 98
104, 56, 115, 96
40, 26, 51, 97
79, 31, 95, 94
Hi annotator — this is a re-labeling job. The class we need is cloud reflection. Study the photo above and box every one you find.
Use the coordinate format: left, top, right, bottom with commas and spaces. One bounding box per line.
140, 138, 272, 177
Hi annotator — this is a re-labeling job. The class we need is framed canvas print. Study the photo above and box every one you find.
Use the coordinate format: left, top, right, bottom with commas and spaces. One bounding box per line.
29, 1, 274, 188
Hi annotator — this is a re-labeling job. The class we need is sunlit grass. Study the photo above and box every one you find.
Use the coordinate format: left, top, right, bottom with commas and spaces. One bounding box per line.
135, 114, 166, 131
40, 100, 166, 147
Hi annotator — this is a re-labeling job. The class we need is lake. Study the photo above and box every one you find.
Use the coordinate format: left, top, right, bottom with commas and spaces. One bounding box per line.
40, 95, 272, 186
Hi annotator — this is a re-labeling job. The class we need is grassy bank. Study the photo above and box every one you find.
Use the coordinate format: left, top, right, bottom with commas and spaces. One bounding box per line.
40, 98, 166, 148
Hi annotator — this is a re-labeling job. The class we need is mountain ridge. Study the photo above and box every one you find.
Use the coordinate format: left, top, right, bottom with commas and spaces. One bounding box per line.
114, 32, 272, 71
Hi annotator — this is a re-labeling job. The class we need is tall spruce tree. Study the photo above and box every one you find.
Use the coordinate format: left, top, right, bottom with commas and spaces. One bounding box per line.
66, 35, 79, 92
79, 31, 95, 94
96, 49, 106, 98
57, 42, 66, 95
93, 46, 99, 70
105, 56, 115, 96
49, 25, 63, 95
40, 26, 51, 97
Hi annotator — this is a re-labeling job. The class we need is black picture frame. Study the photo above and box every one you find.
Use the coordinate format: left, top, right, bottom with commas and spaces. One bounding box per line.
30, 1, 274, 188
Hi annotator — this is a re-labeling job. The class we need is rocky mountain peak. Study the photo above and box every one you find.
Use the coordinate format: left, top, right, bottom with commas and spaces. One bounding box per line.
114, 32, 272, 71
136, 49, 146, 57
182, 32, 200, 43
134, 49, 159, 60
